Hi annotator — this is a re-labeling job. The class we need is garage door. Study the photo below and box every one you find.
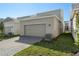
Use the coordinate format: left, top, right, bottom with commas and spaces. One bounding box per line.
24, 24, 46, 37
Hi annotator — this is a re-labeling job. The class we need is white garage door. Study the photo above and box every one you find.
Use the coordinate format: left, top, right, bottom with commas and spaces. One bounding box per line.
24, 24, 46, 37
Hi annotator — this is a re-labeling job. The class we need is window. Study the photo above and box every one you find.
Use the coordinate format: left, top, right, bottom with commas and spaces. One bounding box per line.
5, 26, 13, 33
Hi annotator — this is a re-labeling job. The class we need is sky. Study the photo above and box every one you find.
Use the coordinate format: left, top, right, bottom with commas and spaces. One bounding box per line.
0, 3, 72, 21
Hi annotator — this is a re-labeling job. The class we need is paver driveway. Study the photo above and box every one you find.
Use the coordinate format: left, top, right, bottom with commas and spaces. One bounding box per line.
0, 36, 42, 56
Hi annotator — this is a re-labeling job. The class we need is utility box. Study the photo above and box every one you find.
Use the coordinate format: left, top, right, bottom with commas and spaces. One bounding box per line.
44, 34, 52, 41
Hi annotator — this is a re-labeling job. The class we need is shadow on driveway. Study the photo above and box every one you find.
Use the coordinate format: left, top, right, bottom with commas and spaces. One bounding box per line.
15, 36, 43, 44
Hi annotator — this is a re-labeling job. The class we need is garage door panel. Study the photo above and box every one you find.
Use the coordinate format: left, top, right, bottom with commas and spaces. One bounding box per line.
24, 24, 46, 37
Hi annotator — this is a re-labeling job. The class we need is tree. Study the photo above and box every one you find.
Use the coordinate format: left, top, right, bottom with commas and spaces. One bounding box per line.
0, 21, 4, 33
75, 12, 79, 28
4, 17, 13, 22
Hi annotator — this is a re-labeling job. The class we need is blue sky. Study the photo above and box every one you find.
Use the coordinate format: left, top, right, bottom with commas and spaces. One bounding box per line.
0, 3, 72, 21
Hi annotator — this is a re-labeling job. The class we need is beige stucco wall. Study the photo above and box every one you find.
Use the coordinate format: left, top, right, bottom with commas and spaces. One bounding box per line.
37, 9, 64, 33
18, 9, 64, 33
72, 15, 77, 40
71, 4, 79, 41
14, 20, 20, 35
4, 20, 20, 35
4, 20, 15, 34
52, 17, 60, 37
20, 16, 62, 38
37, 9, 63, 21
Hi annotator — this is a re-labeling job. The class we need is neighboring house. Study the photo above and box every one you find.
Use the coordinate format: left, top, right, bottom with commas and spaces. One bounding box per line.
71, 3, 79, 42
64, 21, 70, 32
18, 9, 64, 38
3, 17, 20, 35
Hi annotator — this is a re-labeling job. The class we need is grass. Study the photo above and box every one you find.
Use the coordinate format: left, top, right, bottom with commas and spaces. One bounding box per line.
75, 33, 79, 45
14, 33, 79, 56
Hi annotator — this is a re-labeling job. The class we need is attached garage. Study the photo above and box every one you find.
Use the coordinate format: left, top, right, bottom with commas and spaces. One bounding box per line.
19, 9, 64, 38
19, 16, 63, 38
24, 24, 46, 37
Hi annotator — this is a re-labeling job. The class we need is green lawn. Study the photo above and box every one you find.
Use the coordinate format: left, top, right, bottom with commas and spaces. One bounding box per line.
14, 33, 79, 56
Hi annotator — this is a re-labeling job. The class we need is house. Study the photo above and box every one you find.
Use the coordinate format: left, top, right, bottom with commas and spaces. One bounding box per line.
71, 3, 79, 42
4, 17, 20, 35
18, 9, 64, 38
64, 21, 70, 32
